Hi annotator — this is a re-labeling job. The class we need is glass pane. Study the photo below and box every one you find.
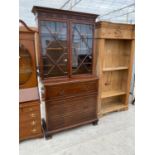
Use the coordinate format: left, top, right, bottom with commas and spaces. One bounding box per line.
40, 21, 68, 78
72, 23, 93, 75
19, 44, 33, 85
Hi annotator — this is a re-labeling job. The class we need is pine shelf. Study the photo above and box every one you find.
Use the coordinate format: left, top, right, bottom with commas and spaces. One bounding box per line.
101, 101, 128, 115
101, 90, 126, 98
102, 66, 128, 72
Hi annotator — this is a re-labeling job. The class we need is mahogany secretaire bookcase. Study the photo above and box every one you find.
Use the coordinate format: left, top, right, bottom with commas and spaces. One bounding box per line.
32, 6, 99, 138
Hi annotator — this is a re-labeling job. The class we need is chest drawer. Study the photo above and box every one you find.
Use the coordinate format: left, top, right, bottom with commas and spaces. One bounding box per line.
46, 93, 97, 131
45, 79, 98, 100
20, 119, 40, 128
19, 125, 42, 139
19, 101, 40, 112
20, 104, 40, 113
20, 111, 40, 122
20, 101, 41, 121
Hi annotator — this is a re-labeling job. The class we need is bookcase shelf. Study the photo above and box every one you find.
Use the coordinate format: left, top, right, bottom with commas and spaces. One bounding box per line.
102, 66, 128, 72
101, 90, 126, 98
101, 100, 127, 115
96, 21, 135, 117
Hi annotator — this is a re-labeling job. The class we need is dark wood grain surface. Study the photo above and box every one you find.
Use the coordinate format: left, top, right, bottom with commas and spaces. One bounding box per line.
32, 7, 99, 137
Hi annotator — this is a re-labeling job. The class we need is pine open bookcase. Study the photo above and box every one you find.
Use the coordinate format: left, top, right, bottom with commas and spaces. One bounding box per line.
95, 21, 135, 117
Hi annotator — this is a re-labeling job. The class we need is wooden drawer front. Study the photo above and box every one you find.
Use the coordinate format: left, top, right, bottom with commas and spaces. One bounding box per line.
20, 110, 40, 122
20, 113, 42, 140
46, 94, 97, 131
20, 104, 40, 113
20, 102, 41, 122
20, 118, 41, 128
20, 124, 41, 139
45, 80, 98, 100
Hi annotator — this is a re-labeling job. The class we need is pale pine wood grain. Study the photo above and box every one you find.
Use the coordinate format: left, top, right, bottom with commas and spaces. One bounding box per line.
96, 22, 135, 116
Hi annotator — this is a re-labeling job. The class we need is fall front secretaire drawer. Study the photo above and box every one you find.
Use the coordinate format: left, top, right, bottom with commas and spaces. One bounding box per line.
45, 78, 98, 100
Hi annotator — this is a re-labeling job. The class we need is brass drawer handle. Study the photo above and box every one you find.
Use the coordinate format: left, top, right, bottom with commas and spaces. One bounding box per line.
30, 113, 36, 118
31, 128, 37, 133
31, 120, 37, 125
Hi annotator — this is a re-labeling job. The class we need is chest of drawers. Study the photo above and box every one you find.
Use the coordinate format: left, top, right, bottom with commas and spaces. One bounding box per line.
43, 77, 98, 137
19, 101, 43, 141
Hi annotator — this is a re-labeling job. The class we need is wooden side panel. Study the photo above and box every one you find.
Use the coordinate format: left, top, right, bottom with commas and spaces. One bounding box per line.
34, 32, 40, 70
95, 36, 105, 116
125, 40, 135, 105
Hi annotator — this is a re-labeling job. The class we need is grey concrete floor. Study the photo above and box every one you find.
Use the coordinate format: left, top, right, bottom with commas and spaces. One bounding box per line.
19, 104, 134, 155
